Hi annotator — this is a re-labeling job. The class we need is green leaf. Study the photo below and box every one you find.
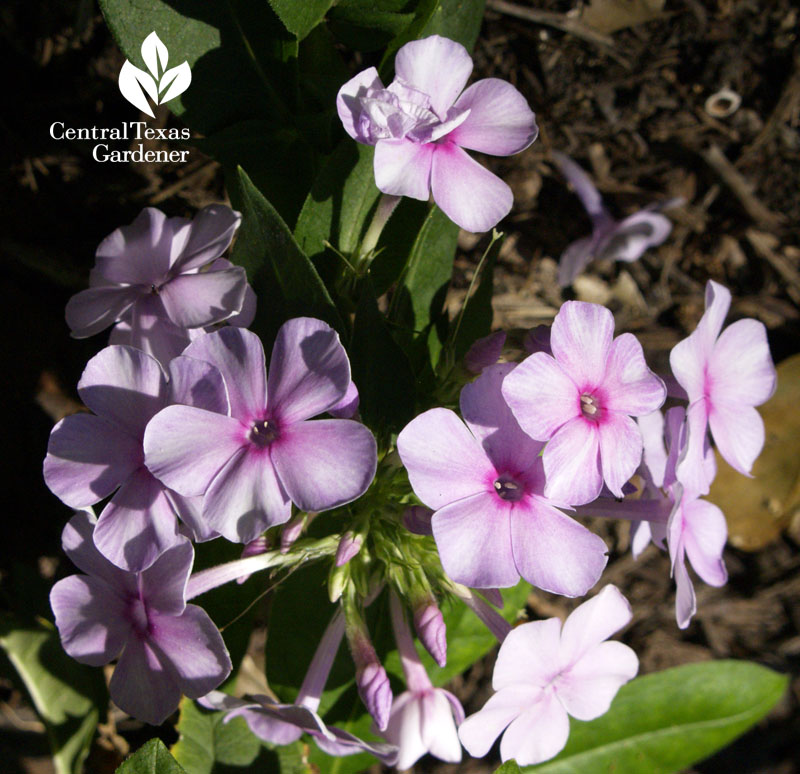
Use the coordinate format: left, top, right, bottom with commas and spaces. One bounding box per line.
118, 739, 187, 774
519, 660, 787, 774
0, 617, 108, 774
268, 0, 334, 40
99, 0, 297, 136
329, 6, 417, 52
419, 0, 486, 50
349, 277, 416, 436
294, 141, 380, 265
496, 763, 523, 774
229, 166, 344, 345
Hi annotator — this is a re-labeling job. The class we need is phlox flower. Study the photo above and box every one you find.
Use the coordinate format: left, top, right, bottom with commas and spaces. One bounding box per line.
66, 205, 251, 365
458, 585, 638, 766
553, 152, 674, 287
336, 35, 538, 232
50, 511, 231, 725
670, 280, 776, 495
502, 301, 666, 505
143, 320, 377, 544
397, 363, 608, 595
44, 345, 228, 570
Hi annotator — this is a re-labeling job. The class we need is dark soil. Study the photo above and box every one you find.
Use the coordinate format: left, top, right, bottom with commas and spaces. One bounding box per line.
2, 1, 798, 773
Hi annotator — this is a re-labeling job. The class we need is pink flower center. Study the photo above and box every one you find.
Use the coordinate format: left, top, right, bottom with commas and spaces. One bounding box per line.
493, 475, 524, 502
248, 419, 280, 447
580, 393, 601, 419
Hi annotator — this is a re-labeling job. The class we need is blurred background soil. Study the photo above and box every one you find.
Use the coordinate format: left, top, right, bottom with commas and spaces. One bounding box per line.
2, 1, 798, 772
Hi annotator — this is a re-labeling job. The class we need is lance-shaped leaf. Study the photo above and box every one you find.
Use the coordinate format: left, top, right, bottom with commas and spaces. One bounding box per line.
159, 61, 192, 103
118, 60, 158, 117
141, 30, 169, 77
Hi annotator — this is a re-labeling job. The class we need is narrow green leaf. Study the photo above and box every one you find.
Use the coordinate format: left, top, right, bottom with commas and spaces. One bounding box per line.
521, 660, 787, 774
118, 739, 186, 774
421, 0, 486, 50
0, 617, 107, 774
268, 0, 334, 40
229, 166, 344, 345
349, 277, 416, 435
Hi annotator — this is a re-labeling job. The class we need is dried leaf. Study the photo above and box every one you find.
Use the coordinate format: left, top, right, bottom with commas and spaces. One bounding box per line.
581, 0, 666, 35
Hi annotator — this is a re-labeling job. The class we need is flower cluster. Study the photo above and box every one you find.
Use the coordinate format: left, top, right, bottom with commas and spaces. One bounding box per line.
43, 31, 777, 774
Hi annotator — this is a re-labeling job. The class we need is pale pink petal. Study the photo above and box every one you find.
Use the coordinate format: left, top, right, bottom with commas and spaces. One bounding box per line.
638, 410, 667, 488
542, 418, 602, 506
394, 35, 473, 117
557, 640, 638, 720
499, 692, 570, 766
267, 318, 351, 424
385, 693, 426, 770
458, 685, 539, 758
449, 78, 537, 155
182, 327, 267, 421
552, 153, 607, 218
502, 352, 580, 440
597, 412, 643, 497
167, 356, 229, 414
144, 406, 246, 496
78, 345, 167, 438
675, 399, 712, 497
559, 585, 633, 668
597, 211, 672, 263
270, 419, 376, 512
682, 499, 728, 587
420, 690, 462, 763
65, 286, 140, 338
431, 492, 518, 588
603, 333, 666, 415
708, 402, 765, 476
159, 268, 248, 328
139, 540, 193, 615
44, 414, 141, 508
203, 448, 291, 543
672, 539, 696, 630
93, 467, 184, 571
558, 236, 597, 287
148, 606, 231, 698
50, 575, 129, 666
110, 637, 181, 725
397, 408, 493, 509
493, 618, 563, 689
125, 294, 193, 366
336, 66, 384, 143
709, 319, 776, 407
430, 142, 513, 232
551, 301, 615, 388
373, 138, 434, 200
171, 204, 241, 272
511, 498, 608, 596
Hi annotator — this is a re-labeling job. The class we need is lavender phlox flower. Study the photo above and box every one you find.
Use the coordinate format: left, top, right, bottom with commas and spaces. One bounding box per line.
66, 205, 251, 365
201, 611, 398, 765
337, 35, 538, 232
502, 301, 667, 506
458, 585, 638, 766
464, 331, 506, 373
670, 280, 776, 496
143, 321, 378, 544
553, 152, 674, 287
50, 511, 231, 725
44, 345, 229, 570
382, 593, 463, 769
398, 362, 608, 595
402, 505, 434, 536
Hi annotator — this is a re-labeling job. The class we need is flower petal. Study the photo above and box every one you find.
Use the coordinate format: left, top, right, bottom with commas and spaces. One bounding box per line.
510, 499, 608, 597
675, 398, 712, 497
603, 333, 666, 415
125, 294, 193, 366
420, 690, 462, 763
430, 142, 513, 232
493, 618, 563, 689
271, 419, 377, 512
65, 286, 140, 339
550, 301, 614, 389
60, 511, 134, 589
140, 540, 193, 615
682, 499, 728, 587
167, 356, 229, 414
397, 408, 492, 510
596, 211, 672, 263
597, 412, 643, 498
552, 153, 607, 219
449, 78, 538, 155
431, 491, 518, 588
182, 327, 267, 421
708, 402, 765, 476
267, 318, 351, 424
336, 66, 384, 143
542, 418, 602, 506
203, 448, 291, 543
159, 267, 248, 328
394, 35, 473, 117
373, 138, 433, 200
557, 236, 597, 287
499, 691, 570, 766
459, 685, 538, 758
709, 319, 776, 407
171, 204, 241, 272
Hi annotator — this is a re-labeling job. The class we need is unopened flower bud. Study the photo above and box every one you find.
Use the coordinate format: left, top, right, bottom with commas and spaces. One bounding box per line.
328, 561, 351, 603
523, 324, 552, 355
356, 661, 393, 731
464, 331, 506, 373
413, 601, 447, 667
236, 535, 270, 584
335, 531, 363, 567
402, 506, 433, 536
280, 514, 305, 553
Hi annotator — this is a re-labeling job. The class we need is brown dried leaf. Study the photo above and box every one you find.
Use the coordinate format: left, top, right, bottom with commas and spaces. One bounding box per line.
580, 0, 667, 34
708, 354, 800, 551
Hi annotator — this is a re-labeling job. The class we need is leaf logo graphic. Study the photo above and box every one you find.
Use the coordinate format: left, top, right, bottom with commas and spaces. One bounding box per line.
118, 31, 191, 118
